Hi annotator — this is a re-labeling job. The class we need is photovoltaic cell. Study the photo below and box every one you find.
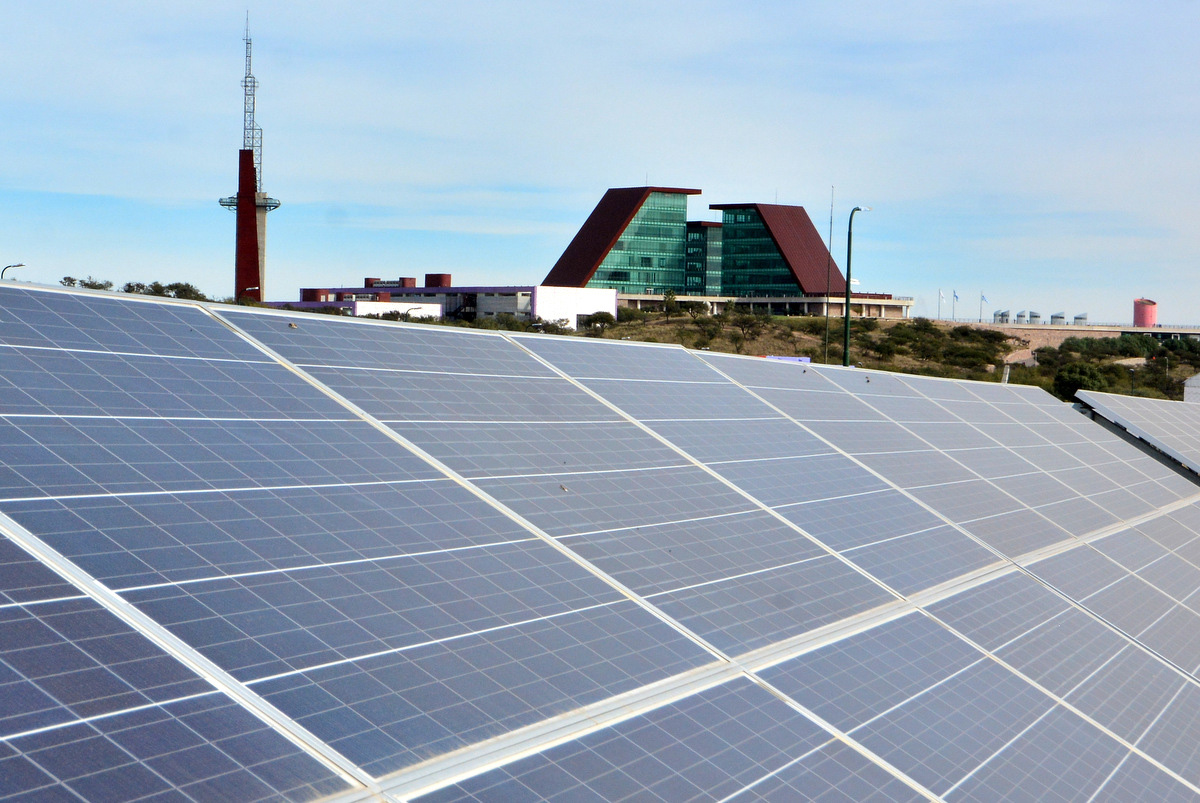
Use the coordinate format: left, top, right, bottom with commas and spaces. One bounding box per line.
121, 537, 633, 682
222, 309, 557, 377
0, 417, 441, 501
395, 420, 686, 477
1064, 645, 1186, 745
842, 525, 998, 596
1134, 683, 1200, 785
3, 481, 532, 589
0, 536, 350, 800
945, 705, 1127, 802
412, 677, 832, 803
751, 385, 887, 422
305, 366, 621, 423
732, 739, 928, 802
903, 421, 998, 451
0, 349, 350, 419
818, 367, 923, 398
855, 450, 975, 490
759, 613, 983, 733
958, 507, 1074, 558
698, 351, 845, 391
1091, 752, 1200, 803
1138, 554, 1200, 606
778, 489, 947, 552
648, 554, 895, 655
1077, 576, 1177, 637
1139, 606, 1200, 673
512, 334, 719, 382
646, 418, 830, 463
0, 285, 261, 361
710, 453, 889, 509
2, 692, 350, 802
801, 419, 932, 455
909, 479, 1024, 524
247, 599, 710, 776
994, 607, 1127, 696
580, 377, 777, 422
1095, 529, 1173, 573
855, 394, 961, 424
471, 466, 755, 538
1034, 496, 1119, 538
927, 572, 1072, 651
853, 659, 1056, 795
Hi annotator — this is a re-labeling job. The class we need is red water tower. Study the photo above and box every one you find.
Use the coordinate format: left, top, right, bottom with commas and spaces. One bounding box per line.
1134, 298, 1157, 328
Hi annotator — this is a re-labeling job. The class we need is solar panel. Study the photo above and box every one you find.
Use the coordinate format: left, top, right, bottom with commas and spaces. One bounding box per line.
1078, 389, 1200, 475
5, 285, 1200, 800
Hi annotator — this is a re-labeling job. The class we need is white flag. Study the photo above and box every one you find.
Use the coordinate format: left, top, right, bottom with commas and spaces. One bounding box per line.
939, 290, 945, 301
981, 293, 988, 303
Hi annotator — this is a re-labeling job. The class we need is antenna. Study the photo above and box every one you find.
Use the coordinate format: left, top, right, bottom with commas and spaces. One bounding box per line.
242, 13, 263, 190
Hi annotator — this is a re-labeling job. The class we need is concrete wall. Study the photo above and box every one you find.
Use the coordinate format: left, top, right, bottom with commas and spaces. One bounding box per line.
533, 286, 618, 329
477, 291, 531, 318
350, 301, 442, 319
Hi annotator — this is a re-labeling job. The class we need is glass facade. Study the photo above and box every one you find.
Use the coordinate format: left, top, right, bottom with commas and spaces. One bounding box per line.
685, 223, 723, 296
720, 207, 804, 297
587, 191, 689, 294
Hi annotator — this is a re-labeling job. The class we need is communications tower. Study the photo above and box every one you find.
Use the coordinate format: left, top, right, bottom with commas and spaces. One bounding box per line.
219, 18, 280, 302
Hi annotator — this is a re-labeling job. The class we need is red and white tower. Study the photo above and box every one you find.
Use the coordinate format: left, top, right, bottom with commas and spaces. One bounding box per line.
220, 18, 279, 302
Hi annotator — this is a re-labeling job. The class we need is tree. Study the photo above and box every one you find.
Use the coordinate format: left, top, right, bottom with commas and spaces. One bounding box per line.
582, 311, 616, 335
1053, 362, 1109, 400
123, 281, 210, 301
662, 289, 678, 320
62, 276, 113, 290
162, 282, 209, 301
730, 310, 768, 340
680, 300, 708, 320
617, 306, 646, 324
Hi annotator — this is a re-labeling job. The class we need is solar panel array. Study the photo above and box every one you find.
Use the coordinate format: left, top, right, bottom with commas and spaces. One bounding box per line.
4, 283, 1200, 800
1078, 389, 1200, 477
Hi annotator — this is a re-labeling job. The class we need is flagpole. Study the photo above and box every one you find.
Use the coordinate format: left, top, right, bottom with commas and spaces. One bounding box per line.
937, 289, 942, 320
979, 292, 984, 323
952, 291, 956, 321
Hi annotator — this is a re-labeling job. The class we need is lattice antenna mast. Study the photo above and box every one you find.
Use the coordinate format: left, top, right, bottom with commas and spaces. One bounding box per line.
242, 15, 263, 191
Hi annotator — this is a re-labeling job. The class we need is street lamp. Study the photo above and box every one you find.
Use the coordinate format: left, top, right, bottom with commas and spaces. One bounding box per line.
842, 207, 870, 366
2, 263, 24, 280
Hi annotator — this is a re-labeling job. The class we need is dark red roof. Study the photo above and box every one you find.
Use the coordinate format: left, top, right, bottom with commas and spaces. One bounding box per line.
710, 203, 846, 295
542, 187, 701, 287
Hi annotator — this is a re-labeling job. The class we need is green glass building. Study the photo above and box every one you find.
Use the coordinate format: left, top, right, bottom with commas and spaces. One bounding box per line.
711, 202, 846, 298
685, 221, 723, 296
543, 188, 847, 301
716, 206, 801, 296
590, 191, 690, 294
542, 187, 700, 294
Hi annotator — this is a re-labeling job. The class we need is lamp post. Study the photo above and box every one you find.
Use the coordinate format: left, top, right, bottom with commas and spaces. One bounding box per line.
842, 207, 870, 366
2, 263, 24, 280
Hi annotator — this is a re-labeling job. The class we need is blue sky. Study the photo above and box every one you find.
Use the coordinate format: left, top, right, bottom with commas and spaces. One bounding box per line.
3, 1, 1198, 323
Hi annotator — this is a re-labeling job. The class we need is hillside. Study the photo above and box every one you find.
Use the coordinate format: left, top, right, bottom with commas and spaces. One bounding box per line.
565, 308, 1200, 402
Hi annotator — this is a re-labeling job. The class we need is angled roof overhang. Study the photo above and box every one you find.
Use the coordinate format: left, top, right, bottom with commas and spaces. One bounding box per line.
710, 203, 846, 295
543, 187, 701, 287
